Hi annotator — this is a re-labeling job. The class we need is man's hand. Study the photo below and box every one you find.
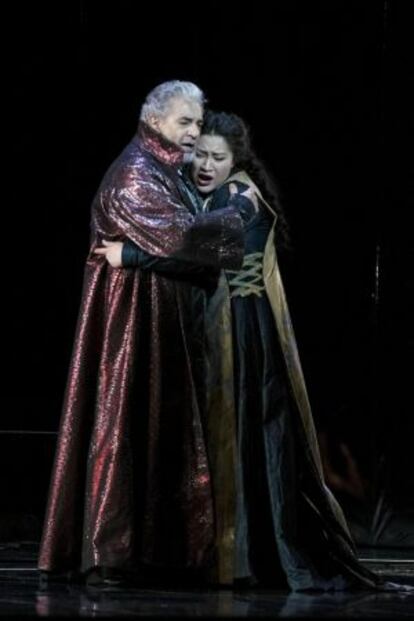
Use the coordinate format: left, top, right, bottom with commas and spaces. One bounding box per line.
93, 240, 124, 268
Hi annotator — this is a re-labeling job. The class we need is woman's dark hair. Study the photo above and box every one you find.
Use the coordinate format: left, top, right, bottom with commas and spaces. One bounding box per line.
202, 110, 290, 249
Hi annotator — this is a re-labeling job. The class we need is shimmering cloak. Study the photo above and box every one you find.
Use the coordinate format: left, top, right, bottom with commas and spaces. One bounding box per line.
38, 123, 244, 574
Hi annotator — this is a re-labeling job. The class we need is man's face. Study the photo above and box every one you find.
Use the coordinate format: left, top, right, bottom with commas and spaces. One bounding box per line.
152, 97, 203, 156
192, 135, 234, 194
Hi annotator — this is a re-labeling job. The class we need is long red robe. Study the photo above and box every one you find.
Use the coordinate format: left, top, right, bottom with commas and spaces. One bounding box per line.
38, 122, 244, 574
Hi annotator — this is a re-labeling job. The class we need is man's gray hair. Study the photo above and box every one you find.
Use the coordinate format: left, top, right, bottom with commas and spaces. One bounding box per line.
140, 80, 205, 121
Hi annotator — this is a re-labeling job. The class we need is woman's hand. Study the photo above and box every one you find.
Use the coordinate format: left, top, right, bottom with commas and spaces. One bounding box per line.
228, 183, 259, 224
229, 182, 259, 212
93, 240, 124, 268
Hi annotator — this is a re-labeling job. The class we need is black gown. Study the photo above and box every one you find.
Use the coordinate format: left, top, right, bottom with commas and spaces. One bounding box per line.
122, 182, 387, 591
206, 183, 353, 589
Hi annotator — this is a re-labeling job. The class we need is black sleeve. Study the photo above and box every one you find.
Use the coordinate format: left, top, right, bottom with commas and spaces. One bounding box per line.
210, 182, 257, 225
122, 239, 214, 276
227, 194, 257, 224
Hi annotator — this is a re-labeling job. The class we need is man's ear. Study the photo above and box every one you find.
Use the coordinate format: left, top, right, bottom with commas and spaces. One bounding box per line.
148, 114, 160, 130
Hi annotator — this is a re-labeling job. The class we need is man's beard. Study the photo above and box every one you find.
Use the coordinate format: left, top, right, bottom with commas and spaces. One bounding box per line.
183, 151, 194, 164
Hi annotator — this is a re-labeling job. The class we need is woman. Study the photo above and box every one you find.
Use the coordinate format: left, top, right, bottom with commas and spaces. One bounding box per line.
96, 112, 396, 592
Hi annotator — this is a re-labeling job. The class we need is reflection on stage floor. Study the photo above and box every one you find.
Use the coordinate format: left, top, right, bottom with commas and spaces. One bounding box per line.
0, 543, 413, 617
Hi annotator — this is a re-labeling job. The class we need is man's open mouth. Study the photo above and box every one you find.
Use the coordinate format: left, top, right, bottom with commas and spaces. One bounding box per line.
181, 142, 195, 151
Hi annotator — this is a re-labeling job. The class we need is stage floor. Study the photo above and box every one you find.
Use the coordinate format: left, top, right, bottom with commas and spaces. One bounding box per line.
0, 543, 413, 618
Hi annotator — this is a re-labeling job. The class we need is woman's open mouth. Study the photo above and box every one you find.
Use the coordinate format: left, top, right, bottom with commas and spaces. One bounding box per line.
196, 172, 214, 186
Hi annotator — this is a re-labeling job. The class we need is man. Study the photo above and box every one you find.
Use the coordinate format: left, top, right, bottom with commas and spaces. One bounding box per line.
38, 81, 245, 584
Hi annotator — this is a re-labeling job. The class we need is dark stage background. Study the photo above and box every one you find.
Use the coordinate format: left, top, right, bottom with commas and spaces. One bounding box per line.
4, 1, 413, 553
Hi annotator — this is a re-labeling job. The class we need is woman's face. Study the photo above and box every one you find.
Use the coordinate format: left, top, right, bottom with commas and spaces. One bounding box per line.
192, 135, 234, 194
